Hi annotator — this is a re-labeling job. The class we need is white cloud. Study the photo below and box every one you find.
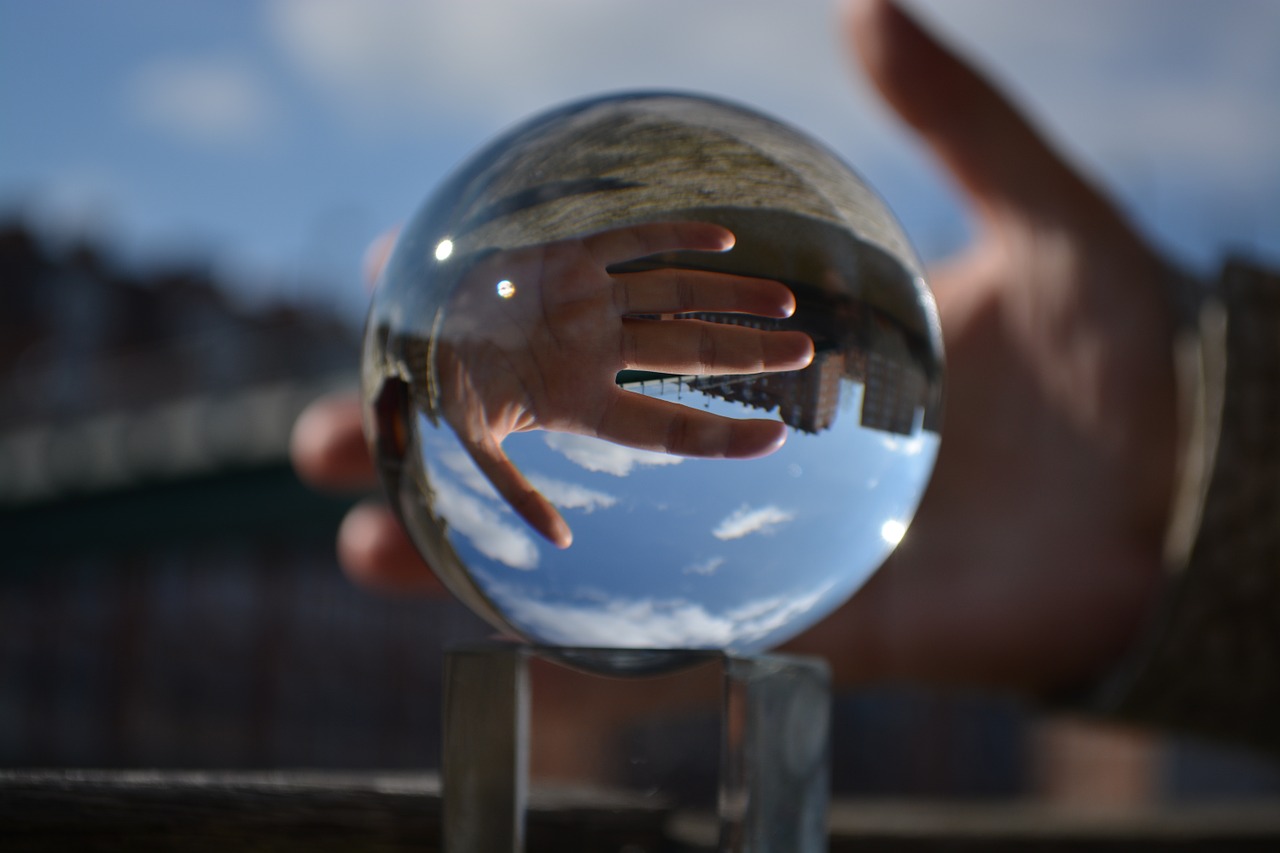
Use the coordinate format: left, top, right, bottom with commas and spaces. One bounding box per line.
259, 0, 1280, 272
723, 586, 833, 639
430, 467, 539, 570
510, 596, 736, 648
712, 504, 796, 541
544, 433, 683, 477
127, 57, 277, 146
264, 0, 1280, 193
492, 582, 835, 649
908, 0, 1280, 191
879, 433, 926, 456
264, 0, 863, 142
684, 555, 726, 576
435, 438, 618, 513
526, 472, 617, 513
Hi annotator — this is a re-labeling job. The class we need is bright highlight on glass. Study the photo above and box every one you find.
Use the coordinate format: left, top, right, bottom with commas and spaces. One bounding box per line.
880, 519, 907, 545
362, 93, 943, 664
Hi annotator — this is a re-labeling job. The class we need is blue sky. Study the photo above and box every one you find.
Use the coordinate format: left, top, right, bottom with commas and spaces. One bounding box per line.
421, 387, 939, 652
3, 0, 1278, 322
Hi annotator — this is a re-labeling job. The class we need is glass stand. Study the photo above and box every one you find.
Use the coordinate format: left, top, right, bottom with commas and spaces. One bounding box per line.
443, 643, 829, 852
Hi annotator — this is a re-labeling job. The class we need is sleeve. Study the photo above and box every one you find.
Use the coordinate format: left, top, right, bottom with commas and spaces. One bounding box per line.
1092, 258, 1280, 754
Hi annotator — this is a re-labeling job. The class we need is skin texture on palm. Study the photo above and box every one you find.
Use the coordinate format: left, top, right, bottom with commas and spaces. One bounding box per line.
290, 0, 1179, 699
785, 0, 1177, 695
431, 222, 814, 548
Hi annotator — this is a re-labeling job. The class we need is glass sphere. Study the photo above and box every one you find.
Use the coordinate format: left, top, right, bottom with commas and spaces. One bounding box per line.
362, 93, 942, 659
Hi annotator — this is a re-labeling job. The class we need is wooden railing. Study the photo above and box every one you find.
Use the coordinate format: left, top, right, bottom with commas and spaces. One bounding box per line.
5, 770, 1279, 852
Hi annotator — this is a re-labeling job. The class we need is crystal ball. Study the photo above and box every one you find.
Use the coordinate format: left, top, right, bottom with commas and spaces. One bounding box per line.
362, 92, 942, 658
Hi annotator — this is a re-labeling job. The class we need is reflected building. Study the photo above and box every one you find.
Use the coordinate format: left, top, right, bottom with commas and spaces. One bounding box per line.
684, 350, 845, 435
621, 295, 933, 438
855, 312, 928, 436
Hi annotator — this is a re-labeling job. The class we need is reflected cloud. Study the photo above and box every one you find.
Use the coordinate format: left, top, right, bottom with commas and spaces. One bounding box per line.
712, 503, 796, 541
879, 433, 928, 456
489, 581, 835, 649
683, 555, 725, 576
526, 472, 617, 513
429, 466, 539, 570
544, 433, 683, 477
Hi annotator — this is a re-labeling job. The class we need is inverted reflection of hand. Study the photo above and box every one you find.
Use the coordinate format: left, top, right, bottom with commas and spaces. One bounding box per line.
435, 221, 815, 548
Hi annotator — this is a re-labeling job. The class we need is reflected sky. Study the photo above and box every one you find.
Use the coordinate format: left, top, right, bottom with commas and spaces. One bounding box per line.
417, 380, 937, 653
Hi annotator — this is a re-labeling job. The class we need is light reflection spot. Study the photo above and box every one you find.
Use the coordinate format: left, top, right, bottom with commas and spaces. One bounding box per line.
880, 519, 907, 545
497, 279, 516, 299
434, 239, 454, 261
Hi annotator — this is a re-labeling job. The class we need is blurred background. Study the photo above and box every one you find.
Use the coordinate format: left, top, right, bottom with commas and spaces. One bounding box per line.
2, 0, 1278, 807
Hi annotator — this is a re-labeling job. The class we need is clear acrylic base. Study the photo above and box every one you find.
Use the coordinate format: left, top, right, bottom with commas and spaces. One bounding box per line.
443, 643, 829, 852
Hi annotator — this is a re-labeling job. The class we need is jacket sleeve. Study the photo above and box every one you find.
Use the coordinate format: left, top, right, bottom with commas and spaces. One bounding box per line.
1094, 258, 1280, 754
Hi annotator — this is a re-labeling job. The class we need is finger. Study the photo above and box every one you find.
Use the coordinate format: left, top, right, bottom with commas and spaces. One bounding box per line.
465, 435, 573, 549
615, 269, 797, 318
622, 319, 814, 375
845, 0, 1092, 222
582, 221, 734, 267
291, 392, 377, 491
338, 501, 449, 596
596, 390, 789, 459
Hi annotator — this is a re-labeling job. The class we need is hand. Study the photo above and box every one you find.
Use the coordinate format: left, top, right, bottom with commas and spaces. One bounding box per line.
292, 222, 814, 590
294, 0, 1180, 699
784, 0, 1179, 696
429, 222, 814, 547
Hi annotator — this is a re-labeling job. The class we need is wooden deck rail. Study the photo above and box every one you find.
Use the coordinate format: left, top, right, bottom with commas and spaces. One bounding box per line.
4, 770, 1279, 852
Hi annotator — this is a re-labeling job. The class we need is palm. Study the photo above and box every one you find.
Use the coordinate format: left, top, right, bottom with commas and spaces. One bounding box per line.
789, 0, 1179, 694
435, 222, 814, 547
834, 219, 1176, 693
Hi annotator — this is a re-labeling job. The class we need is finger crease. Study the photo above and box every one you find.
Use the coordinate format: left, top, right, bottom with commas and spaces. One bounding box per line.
620, 323, 638, 368
676, 275, 694, 312
612, 278, 630, 315
665, 414, 692, 455
699, 325, 717, 373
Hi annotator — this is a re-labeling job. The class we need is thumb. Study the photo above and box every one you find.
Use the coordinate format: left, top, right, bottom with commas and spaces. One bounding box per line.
845, 0, 1090, 224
